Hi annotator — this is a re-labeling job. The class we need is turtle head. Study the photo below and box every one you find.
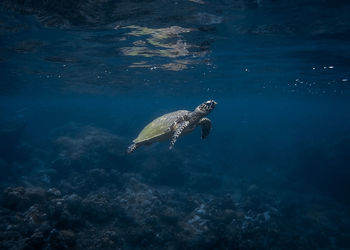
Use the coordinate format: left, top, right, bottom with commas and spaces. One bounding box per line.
195, 100, 217, 114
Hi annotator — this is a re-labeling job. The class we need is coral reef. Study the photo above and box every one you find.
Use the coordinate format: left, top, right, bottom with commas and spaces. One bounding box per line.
1, 180, 349, 249
0, 123, 349, 249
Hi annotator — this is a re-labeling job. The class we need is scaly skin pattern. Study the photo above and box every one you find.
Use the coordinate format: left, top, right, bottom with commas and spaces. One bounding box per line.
198, 117, 211, 139
169, 120, 190, 150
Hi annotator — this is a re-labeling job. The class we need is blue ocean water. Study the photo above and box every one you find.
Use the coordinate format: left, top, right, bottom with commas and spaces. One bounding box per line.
1, 0, 350, 249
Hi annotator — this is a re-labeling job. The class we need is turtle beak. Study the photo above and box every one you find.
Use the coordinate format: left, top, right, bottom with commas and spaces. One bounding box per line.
206, 100, 217, 105
210, 100, 217, 107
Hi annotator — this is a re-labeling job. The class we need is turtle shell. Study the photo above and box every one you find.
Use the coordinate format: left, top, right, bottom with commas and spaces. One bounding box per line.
133, 110, 190, 144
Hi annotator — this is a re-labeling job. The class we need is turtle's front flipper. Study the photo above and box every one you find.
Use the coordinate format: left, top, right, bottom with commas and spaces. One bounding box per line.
127, 143, 137, 154
198, 118, 211, 139
169, 121, 189, 149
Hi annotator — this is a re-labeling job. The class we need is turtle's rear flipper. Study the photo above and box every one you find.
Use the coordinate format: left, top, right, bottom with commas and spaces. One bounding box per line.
169, 121, 189, 149
199, 117, 211, 139
127, 143, 137, 154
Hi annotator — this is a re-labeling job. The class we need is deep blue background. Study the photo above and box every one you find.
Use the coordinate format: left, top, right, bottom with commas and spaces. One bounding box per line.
1, 0, 350, 248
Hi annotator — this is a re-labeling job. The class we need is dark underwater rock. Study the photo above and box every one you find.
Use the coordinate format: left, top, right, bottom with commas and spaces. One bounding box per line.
47, 228, 76, 250
0, 182, 347, 249
0, 164, 349, 250
81, 192, 119, 224
51, 125, 128, 174
47, 188, 62, 198
24, 231, 45, 250
86, 168, 123, 190
54, 168, 123, 195
2, 187, 46, 211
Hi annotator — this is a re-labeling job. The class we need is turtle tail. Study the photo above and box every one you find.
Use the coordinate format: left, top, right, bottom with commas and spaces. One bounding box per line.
127, 143, 137, 154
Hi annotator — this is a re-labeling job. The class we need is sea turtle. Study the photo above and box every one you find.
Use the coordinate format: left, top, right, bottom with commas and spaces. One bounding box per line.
127, 100, 217, 153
